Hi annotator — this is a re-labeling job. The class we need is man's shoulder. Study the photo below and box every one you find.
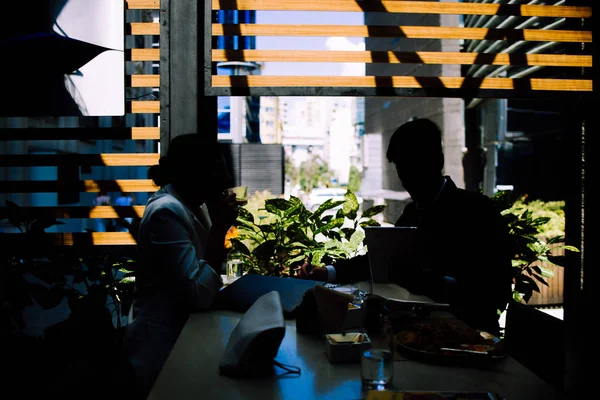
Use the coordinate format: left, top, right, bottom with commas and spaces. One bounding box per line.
452, 187, 495, 206
440, 187, 502, 219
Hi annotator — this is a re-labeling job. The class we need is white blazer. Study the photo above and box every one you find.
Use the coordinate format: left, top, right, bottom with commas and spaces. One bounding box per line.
125, 184, 223, 396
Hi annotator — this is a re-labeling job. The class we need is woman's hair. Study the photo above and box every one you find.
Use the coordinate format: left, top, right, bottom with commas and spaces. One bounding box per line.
148, 134, 223, 187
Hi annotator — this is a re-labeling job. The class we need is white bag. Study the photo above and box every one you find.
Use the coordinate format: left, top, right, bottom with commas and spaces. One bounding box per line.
219, 291, 300, 378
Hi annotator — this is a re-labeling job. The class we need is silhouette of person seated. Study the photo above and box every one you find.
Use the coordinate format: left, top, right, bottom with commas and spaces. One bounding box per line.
124, 134, 243, 399
300, 118, 513, 335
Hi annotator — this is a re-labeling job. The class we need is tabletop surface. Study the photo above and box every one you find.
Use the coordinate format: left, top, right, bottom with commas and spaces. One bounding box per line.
148, 283, 562, 400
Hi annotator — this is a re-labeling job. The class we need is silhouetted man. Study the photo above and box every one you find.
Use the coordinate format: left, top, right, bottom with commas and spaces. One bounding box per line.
301, 118, 513, 335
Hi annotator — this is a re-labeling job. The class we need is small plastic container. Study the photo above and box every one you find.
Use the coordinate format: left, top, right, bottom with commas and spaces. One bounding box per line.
325, 332, 372, 363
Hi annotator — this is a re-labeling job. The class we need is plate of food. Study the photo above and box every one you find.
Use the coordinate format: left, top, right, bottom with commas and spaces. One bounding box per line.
393, 317, 506, 366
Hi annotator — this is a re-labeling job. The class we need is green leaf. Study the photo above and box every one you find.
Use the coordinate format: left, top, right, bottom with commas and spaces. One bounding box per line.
361, 205, 387, 219
254, 240, 277, 259
349, 229, 365, 249
341, 227, 355, 239
120, 276, 136, 284
310, 250, 328, 267
546, 236, 565, 245
532, 274, 549, 287
234, 217, 261, 232
265, 198, 290, 214
284, 196, 305, 217
359, 219, 381, 227
230, 238, 251, 256
286, 254, 307, 265
286, 227, 318, 247
313, 199, 346, 219
118, 268, 135, 275
237, 207, 255, 224
327, 231, 342, 241
320, 215, 333, 225
560, 245, 580, 253
512, 259, 528, 267
258, 224, 276, 234
342, 190, 359, 219
315, 218, 345, 235
538, 265, 555, 278
530, 216, 551, 227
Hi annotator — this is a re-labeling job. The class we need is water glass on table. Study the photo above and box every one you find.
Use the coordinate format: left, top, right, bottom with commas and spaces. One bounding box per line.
361, 348, 393, 391
226, 252, 243, 280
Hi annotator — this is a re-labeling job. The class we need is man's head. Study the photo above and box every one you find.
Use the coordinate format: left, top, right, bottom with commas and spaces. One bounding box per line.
386, 118, 444, 201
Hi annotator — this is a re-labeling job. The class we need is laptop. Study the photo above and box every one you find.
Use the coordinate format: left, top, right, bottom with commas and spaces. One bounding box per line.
363, 226, 420, 284
214, 273, 323, 319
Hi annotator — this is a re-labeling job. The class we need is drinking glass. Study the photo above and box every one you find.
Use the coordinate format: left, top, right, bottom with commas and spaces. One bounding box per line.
226, 255, 243, 279
229, 185, 248, 203
360, 348, 393, 391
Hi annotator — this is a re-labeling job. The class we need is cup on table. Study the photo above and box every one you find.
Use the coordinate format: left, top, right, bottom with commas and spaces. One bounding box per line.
226, 257, 243, 280
360, 348, 393, 391
229, 185, 248, 204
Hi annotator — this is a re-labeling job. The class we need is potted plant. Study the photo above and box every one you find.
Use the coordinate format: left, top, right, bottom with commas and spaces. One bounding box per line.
490, 191, 579, 303
229, 190, 386, 277
1, 200, 136, 396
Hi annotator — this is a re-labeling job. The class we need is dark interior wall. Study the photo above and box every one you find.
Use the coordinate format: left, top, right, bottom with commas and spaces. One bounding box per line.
497, 99, 568, 201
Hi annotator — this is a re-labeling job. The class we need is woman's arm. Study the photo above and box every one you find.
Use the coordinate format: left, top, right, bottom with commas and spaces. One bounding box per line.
146, 207, 223, 310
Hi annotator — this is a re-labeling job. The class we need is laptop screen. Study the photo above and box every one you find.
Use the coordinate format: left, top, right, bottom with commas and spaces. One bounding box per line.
363, 226, 419, 285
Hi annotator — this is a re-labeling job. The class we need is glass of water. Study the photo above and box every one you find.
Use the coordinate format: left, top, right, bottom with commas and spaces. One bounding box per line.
361, 348, 393, 391
226, 254, 243, 280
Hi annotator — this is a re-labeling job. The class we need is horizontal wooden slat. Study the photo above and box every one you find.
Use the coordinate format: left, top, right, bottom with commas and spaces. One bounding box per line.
0, 127, 159, 141
131, 74, 160, 87
212, 24, 592, 43
0, 233, 138, 247
130, 22, 160, 35
212, 50, 592, 68
130, 48, 160, 61
0, 206, 146, 219
0, 180, 157, 193
0, 234, 138, 254
0, 154, 159, 167
129, 100, 160, 114
212, 75, 593, 92
126, 0, 160, 10
132, 127, 160, 140
213, 0, 591, 19
55, 233, 138, 246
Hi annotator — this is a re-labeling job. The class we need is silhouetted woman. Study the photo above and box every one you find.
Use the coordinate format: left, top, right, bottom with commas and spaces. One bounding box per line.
124, 134, 240, 398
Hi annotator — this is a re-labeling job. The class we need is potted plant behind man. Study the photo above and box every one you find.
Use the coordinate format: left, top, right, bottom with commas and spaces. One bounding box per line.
228, 190, 386, 277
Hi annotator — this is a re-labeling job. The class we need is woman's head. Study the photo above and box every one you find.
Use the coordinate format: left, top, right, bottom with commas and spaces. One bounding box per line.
149, 134, 233, 206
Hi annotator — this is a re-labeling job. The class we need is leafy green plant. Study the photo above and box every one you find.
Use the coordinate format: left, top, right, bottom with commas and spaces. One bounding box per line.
491, 191, 579, 303
1, 201, 136, 340
230, 190, 386, 276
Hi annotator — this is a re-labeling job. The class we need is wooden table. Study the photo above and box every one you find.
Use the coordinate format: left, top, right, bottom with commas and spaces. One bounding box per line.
148, 283, 562, 400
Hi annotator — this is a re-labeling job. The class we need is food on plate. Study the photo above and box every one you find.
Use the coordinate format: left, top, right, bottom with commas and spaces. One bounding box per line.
394, 318, 502, 356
